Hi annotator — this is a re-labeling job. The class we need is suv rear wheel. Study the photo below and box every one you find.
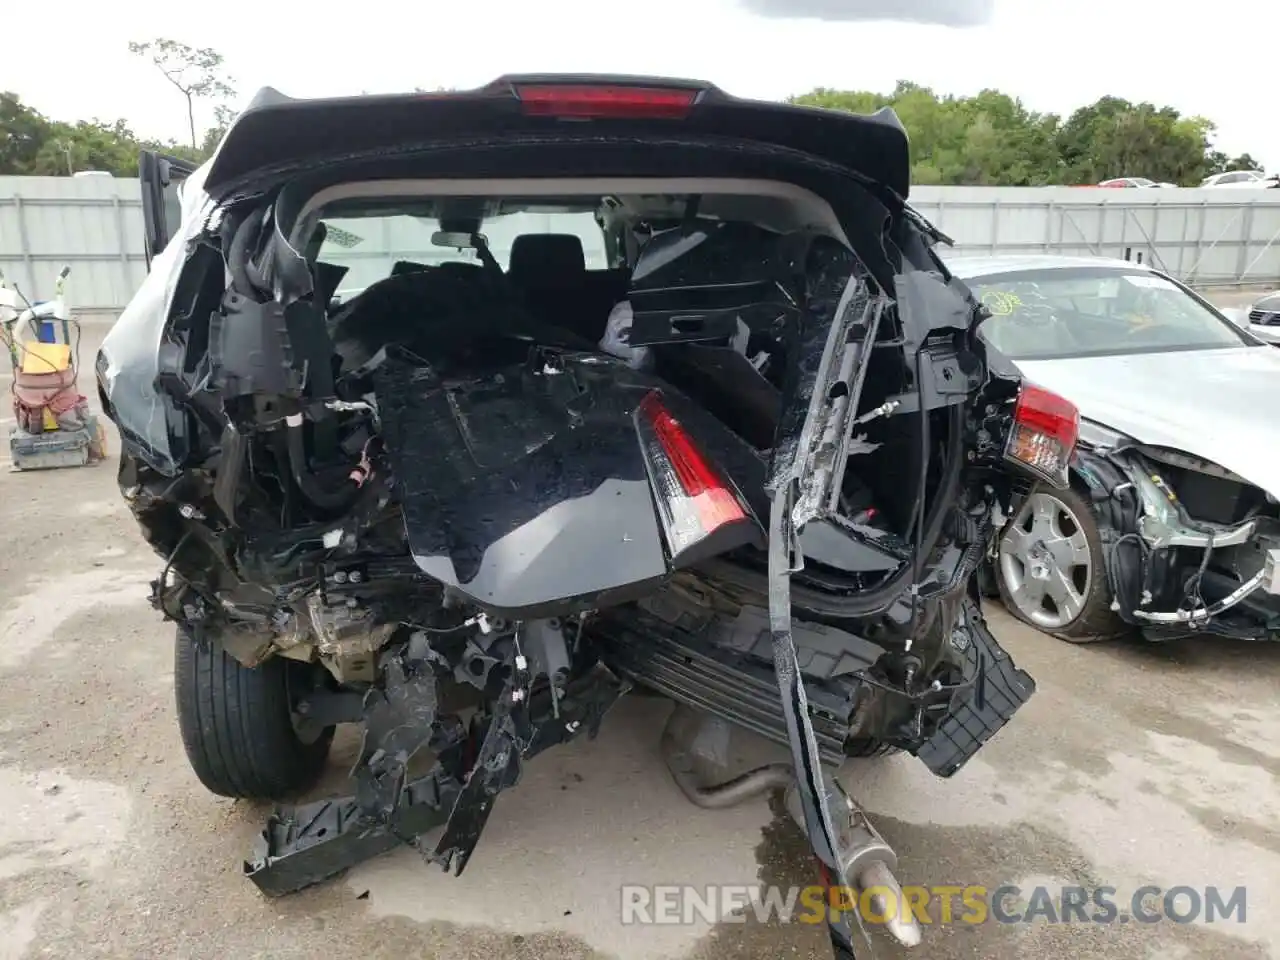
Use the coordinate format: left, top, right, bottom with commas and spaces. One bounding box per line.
174, 626, 334, 799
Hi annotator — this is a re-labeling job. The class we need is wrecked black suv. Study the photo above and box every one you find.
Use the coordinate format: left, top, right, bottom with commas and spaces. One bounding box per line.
98, 76, 1070, 956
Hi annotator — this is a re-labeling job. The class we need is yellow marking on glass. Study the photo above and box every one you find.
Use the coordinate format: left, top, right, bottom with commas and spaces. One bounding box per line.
980, 290, 1022, 317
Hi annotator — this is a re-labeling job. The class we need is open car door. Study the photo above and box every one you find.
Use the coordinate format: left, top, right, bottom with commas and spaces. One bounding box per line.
138, 151, 199, 270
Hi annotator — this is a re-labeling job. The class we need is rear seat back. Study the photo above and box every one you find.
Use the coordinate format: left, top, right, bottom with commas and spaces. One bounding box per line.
507, 234, 627, 342
508, 234, 586, 286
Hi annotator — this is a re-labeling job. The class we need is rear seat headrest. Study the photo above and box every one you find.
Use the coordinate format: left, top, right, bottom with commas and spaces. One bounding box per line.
508, 234, 586, 281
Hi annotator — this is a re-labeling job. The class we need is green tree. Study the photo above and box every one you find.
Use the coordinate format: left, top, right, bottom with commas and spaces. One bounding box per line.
128, 38, 236, 149
0, 93, 53, 174
32, 119, 142, 176
0, 90, 209, 176
1206, 151, 1263, 175
196, 103, 237, 157
791, 85, 1258, 187
792, 82, 1062, 186
1055, 96, 1215, 185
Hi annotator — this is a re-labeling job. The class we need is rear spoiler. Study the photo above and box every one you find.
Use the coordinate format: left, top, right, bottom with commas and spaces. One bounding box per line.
201, 75, 912, 201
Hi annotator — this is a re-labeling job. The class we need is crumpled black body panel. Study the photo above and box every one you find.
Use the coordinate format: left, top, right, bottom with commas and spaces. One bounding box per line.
377, 354, 676, 617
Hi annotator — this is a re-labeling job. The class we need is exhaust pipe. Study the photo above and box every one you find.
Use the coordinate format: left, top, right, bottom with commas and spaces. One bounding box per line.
857, 859, 924, 948
659, 712, 794, 808
659, 706, 922, 947
785, 783, 923, 948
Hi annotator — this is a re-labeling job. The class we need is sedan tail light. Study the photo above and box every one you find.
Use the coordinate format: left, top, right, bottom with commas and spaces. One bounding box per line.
1003, 383, 1079, 488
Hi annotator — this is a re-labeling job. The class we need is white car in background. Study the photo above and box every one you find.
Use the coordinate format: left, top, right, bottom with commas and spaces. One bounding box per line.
1247, 291, 1280, 327
1200, 170, 1275, 188
952, 254, 1280, 644
1098, 177, 1176, 188
1216, 291, 1280, 345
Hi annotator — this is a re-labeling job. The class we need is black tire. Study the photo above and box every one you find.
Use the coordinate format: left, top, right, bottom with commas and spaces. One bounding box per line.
174, 628, 334, 800
994, 485, 1125, 643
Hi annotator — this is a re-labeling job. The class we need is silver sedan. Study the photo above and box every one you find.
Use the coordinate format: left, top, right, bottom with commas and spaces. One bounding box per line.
946, 254, 1280, 643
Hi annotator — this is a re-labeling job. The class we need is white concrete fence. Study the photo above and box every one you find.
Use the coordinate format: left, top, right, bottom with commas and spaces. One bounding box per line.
2, 175, 1278, 320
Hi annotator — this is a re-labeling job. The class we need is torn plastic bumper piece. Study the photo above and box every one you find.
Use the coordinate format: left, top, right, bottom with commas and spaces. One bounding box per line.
244, 663, 629, 897
914, 598, 1035, 778
244, 767, 461, 897
426, 661, 528, 876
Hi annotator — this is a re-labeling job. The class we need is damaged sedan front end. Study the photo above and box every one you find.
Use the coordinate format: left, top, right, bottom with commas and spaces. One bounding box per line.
1077, 425, 1280, 639
959, 255, 1280, 642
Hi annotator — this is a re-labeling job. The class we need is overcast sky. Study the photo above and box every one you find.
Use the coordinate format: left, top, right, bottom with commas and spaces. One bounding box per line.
2, 0, 1275, 171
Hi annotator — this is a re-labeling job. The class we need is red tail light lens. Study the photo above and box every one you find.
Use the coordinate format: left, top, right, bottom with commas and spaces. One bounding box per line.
635, 391, 754, 565
515, 84, 698, 119
1004, 383, 1079, 487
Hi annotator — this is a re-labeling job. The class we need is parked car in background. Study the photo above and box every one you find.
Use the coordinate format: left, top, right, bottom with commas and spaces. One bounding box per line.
1247, 290, 1280, 334
1200, 170, 1272, 188
1248, 291, 1280, 325
1098, 177, 1176, 188
1220, 290, 1280, 345
951, 254, 1280, 644
1213, 296, 1279, 344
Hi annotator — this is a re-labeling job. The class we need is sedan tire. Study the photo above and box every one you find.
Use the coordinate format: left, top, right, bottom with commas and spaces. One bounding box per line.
994, 486, 1126, 642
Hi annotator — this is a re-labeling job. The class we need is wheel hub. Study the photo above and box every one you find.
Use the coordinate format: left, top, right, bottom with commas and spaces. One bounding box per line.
1027, 541, 1054, 580
998, 492, 1093, 631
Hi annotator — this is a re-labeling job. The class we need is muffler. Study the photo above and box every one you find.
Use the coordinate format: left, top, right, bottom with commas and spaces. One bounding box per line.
659, 705, 923, 948
784, 783, 923, 947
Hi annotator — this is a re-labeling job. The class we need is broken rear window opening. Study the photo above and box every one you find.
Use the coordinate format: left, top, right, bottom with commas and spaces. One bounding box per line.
970, 267, 1254, 361
98, 80, 1045, 960
315, 206, 611, 304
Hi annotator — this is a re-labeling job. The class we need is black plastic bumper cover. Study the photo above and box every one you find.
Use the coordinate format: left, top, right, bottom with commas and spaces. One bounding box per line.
915, 599, 1036, 777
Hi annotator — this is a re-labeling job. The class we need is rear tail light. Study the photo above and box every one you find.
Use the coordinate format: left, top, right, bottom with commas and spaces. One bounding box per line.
635, 391, 756, 566
514, 84, 698, 119
1003, 383, 1079, 487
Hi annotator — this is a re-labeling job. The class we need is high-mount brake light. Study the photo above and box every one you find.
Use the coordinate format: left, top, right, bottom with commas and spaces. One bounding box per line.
514, 84, 698, 119
1003, 383, 1079, 487
635, 391, 752, 565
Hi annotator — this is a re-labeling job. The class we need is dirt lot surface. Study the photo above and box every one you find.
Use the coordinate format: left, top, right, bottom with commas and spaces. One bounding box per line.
2, 320, 1279, 960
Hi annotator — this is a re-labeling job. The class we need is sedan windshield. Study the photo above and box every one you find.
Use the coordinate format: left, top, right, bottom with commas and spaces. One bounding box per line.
968, 267, 1252, 360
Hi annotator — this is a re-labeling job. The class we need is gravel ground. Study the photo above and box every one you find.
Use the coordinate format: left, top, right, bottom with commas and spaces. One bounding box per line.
2, 316, 1279, 960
